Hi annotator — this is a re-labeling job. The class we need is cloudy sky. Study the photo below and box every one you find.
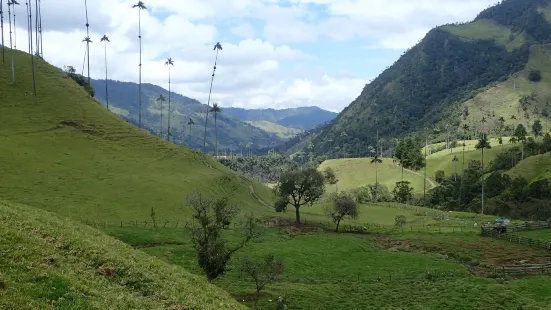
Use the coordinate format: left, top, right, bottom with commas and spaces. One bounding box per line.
3, 0, 497, 111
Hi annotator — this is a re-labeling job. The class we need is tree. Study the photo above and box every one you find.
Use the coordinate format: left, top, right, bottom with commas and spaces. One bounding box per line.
165, 57, 174, 141
514, 124, 527, 160
81, 35, 92, 85
371, 155, 383, 185
36, 0, 42, 57
100, 35, 110, 110
528, 70, 542, 82
187, 118, 194, 140
27, 0, 37, 103
393, 181, 413, 203
187, 193, 260, 281
203, 42, 223, 153
340, 131, 347, 158
240, 255, 284, 309
532, 119, 543, 138
210, 103, 222, 157
325, 192, 358, 232
1, 0, 4, 64
156, 94, 166, 138
395, 138, 424, 180
323, 167, 338, 192
132, 1, 147, 128
7, 0, 18, 84
475, 135, 491, 214
452, 155, 459, 181
274, 168, 325, 224
395, 215, 407, 231
83, 0, 90, 84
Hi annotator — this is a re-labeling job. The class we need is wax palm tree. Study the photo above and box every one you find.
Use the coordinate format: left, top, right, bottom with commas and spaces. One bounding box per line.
340, 131, 347, 158
371, 154, 382, 197
165, 57, 174, 141
82, 36, 92, 84
475, 134, 491, 215
459, 124, 469, 204
187, 118, 194, 138
203, 42, 223, 153
1, 0, 4, 64
452, 155, 459, 181
10, 0, 18, 51
7, 0, 16, 83
156, 94, 166, 138
210, 103, 222, 157
27, 0, 36, 102
246, 142, 253, 158
37, 0, 41, 57
132, 1, 146, 128
100, 35, 110, 109
239, 142, 244, 157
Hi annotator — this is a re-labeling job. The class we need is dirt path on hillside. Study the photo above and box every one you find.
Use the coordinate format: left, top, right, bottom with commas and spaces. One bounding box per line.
249, 184, 273, 209
403, 167, 437, 189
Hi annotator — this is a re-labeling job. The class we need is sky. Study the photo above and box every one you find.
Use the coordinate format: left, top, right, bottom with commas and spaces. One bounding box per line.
2, 0, 498, 112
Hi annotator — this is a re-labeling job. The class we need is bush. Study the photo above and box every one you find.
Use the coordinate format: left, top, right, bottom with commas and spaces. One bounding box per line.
368, 184, 392, 202
349, 186, 371, 203
435, 170, 445, 183
528, 70, 542, 82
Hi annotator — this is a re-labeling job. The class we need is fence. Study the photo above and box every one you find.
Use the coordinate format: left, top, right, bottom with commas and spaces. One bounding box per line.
481, 221, 551, 251
501, 263, 551, 275
481, 221, 550, 234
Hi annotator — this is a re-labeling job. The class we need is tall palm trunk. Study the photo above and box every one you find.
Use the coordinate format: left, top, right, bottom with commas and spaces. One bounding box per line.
214, 112, 218, 157
1, 0, 4, 64
25, 1, 29, 54
160, 99, 163, 138
481, 146, 485, 215
84, 0, 90, 84
34, 0, 37, 54
104, 41, 109, 110
203, 49, 220, 153
12, 1, 16, 50
28, 0, 36, 103
137, 8, 142, 129
167, 65, 171, 141
7, 1, 14, 83
37, 0, 41, 57
423, 137, 427, 205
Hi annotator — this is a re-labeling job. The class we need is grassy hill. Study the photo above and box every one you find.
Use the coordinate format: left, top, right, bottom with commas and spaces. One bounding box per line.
246, 120, 302, 139
0, 200, 245, 309
300, 0, 551, 159
318, 158, 428, 193
90, 79, 284, 152
224, 106, 337, 130
0, 48, 273, 223
507, 152, 551, 181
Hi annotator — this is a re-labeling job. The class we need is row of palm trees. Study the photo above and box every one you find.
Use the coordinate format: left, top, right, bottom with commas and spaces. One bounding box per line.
78, 1, 225, 155
1, 0, 41, 103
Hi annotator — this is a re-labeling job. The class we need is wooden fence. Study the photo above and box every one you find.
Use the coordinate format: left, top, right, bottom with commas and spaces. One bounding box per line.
501, 263, 551, 275
487, 232, 551, 251
481, 222, 550, 233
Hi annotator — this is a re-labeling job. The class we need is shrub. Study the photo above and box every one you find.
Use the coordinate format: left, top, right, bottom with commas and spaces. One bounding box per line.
349, 186, 371, 203
528, 70, 542, 82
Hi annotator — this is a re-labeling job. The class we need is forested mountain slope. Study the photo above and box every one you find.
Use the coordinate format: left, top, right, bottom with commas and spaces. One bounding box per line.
224, 106, 337, 130
307, 0, 551, 158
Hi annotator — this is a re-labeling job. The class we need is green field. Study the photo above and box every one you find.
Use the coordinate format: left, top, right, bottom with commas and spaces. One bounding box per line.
0, 48, 273, 223
508, 152, 551, 181
0, 200, 244, 309
246, 120, 302, 139
318, 158, 428, 193
517, 229, 551, 241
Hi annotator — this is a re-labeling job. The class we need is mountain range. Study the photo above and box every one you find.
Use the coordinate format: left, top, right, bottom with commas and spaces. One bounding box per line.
292, 0, 551, 158
90, 79, 336, 152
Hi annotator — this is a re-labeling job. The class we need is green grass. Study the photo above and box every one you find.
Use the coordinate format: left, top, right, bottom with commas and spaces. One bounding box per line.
0, 200, 245, 309
517, 229, 551, 241
245, 120, 302, 139
460, 44, 551, 135
106, 225, 551, 310
443, 19, 526, 52
318, 158, 427, 193
508, 152, 551, 181
0, 47, 273, 223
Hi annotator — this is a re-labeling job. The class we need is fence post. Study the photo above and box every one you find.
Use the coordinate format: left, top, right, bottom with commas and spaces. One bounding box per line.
120, 221, 123, 228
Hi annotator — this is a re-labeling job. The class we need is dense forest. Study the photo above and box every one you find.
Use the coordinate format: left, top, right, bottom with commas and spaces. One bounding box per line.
224, 106, 336, 130
302, 0, 550, 158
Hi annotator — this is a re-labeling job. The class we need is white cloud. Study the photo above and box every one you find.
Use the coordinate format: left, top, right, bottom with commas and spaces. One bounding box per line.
1, 0, 502, 112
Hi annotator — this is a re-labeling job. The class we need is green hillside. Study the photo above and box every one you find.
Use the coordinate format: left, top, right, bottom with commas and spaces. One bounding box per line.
224, 106, 337, 130
303, 0, 551, 158
507, 152, 551, 181
90, 79, 284, 153
0, 200, 244, 309
246, 120, 302, 139
0, 48, 273, 223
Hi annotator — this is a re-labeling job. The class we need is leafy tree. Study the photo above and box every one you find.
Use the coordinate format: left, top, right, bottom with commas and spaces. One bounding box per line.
274, 168, 325, 224
395, 215, 407, 231
323, 167, 339, 192
528, 70, 542, 82
368, 183, 392, 202
132, 1, 147, 128
393, 181, 413, 203
164, 57, 175, 141
203, 42, 223, 153
187, 193, 260, 281
65, 66, 95, 97
240, 255, 284, 309
435, 170, 445, 183
395, 138, 425, 180
325, 192, 358, 232
514, 124, 527, 141
100, 35, 110, 109
532, 119, 543, 138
